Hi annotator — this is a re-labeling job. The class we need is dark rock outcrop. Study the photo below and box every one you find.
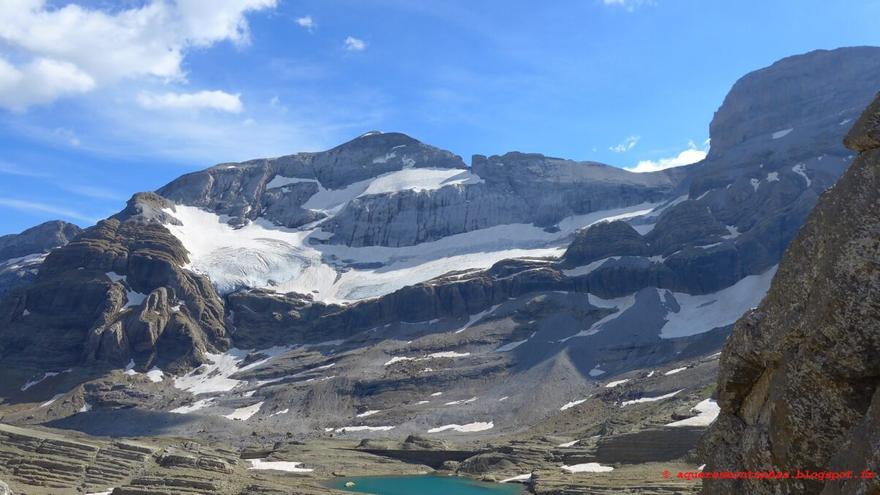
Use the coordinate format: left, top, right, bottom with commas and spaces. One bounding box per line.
562, 221, 647, 267
700, 93, 880, 495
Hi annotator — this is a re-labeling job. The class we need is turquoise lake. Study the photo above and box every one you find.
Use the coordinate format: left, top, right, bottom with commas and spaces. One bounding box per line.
328, 475, 525, 495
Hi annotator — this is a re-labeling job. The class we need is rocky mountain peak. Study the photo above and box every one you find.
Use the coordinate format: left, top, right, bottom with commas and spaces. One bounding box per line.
0, 220, 82, 263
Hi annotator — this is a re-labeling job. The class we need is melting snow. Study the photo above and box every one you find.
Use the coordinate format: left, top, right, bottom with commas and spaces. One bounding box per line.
78, 402, 92, 413
659, 266, 777, 339
174, 346, 290, 394
500, 474, 532, 483
722, 225, 740, 239
445, 397, 478, 406
266, 175, 317, 189
664, 367, 687, 376
427, 421, 493, 433
335, 425, 395, 433
620, 389, 682, 407
771, 128, 793, 139
170, 398, 214, 414
560, 294, 636, 342
560, 398, 588, 411
792, 163, 811, 187
362, 168, 483, 195
384, 351, 470, 366
588, 367, 606, 377
562, 463, 614, 473
605, 379, 630, 388
106, 272, 147, 308
558, 440, 580, 448
766, 172, 779, 182
494, 338, 528, 352
248, 459, 313, 473
750, 178, 760, 192
666, 398, 720, 427
356, 410, 381, 418
562, 256, 621, 278
21, 369, 71, 391
270, 408, 289, 416
224, 401, 264, 421
455, 305, 500, 333
40, 393, 64, 407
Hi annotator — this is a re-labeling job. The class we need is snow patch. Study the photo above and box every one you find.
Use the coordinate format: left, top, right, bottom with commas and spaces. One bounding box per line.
722, 225, 740, 239
40, 393, 64, 407
659, 266, 777, 339
792, 163, 811, 187
605, 379, 630, 388
170, 398, 215, 414
560, 398, 588, 411
558, 440, 580, 448
455, 305, 500, 333
427, 421, 493, 433
588, 367, 606, 377
384, 351, 470, 366
248, 459, 313, 473
766, 172, 779, 182
500, 474, 532, 483
356, 410, 381, 418
621, 389, 682, 407
21, 369, 71, 391
664, 367, 687, 376
266, 175, 317, 189
335, 425, 395, 433
771, 128, 793, 139
666, 398, 720, 427
224, 402, 264, 421
494, 338, 528, 352
562, 463, 614, 473
362, 168, 483, 195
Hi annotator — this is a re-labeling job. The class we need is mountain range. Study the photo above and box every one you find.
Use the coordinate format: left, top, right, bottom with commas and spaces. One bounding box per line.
0, 46, 879, 495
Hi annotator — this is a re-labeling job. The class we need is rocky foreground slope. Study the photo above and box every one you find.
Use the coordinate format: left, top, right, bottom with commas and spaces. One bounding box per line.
700, 94, 880, 494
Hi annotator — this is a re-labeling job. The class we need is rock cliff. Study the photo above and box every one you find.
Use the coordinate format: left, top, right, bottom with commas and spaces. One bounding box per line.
700, 92, 880, 494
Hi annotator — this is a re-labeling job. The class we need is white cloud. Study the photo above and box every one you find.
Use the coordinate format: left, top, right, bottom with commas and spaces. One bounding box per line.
610, 135, 640, 153
0, 57, 95, 111
296, 15, 315, 30
602, 0, 655, 12
625, 139, 708, 173
137, 90, 244, 113
0, 197, 95, 223
344, 36, 367, 52
0, 0, 276, 110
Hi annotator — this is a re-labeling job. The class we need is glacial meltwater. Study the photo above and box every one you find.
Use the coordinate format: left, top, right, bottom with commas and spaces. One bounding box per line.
329, 475, 525, 495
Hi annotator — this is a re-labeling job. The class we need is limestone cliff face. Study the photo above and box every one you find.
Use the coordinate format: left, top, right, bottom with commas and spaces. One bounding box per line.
0, 193, 229, 371
700, 93, 880, 494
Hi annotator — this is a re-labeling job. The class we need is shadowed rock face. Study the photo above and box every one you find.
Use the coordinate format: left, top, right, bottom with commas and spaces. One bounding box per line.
0, 193, 228, 371
700, 93, 880, 495
562, 221, 647, 267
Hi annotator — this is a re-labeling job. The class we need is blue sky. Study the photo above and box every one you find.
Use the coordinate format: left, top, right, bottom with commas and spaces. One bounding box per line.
1, 0, 878, 234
